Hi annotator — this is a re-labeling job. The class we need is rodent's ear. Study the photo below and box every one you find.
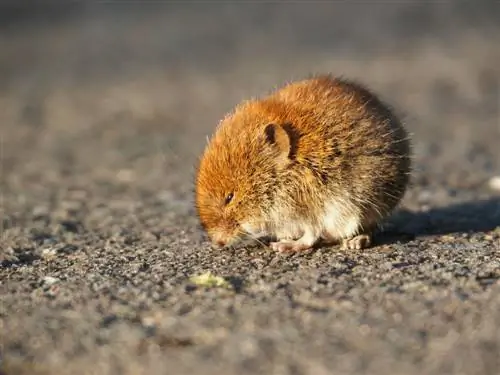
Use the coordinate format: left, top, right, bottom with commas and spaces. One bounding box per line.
264, 123, 291, 160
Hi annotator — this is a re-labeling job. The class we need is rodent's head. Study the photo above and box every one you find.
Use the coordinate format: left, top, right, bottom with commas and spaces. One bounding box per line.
195, 105, 292, 248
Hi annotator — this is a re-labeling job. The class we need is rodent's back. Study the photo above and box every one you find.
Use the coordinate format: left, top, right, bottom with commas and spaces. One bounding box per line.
268, 75, 411, 222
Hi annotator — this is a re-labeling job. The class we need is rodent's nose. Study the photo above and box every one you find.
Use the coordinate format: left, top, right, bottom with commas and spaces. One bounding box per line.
210, 232, 228, 249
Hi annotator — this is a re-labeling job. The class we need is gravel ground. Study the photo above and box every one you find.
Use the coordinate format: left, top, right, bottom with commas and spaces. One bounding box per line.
1, 3, 500, 375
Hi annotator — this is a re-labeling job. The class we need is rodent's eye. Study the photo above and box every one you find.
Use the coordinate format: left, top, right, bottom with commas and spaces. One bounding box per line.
224, 192, 234, 205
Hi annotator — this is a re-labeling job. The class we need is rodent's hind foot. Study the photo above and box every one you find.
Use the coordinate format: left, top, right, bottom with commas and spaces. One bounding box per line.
341, 234, 372, 250
270, 240, 314, 253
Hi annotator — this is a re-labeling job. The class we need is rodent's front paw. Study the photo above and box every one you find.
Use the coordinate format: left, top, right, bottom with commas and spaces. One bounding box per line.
341, 234, 372, 250
270, 240, 313, 253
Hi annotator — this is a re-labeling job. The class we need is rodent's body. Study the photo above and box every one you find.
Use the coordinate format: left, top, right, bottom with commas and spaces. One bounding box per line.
195, 75, 411, 252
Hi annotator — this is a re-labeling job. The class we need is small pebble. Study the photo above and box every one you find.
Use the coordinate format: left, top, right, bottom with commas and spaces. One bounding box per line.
441, 235, 456, 242
116, 169, 135, 182
41, 248, 58, 258
32, 205, 49, 217
417, 190, 432, 203
488, 176, 500, 191
41, 276, 60, 286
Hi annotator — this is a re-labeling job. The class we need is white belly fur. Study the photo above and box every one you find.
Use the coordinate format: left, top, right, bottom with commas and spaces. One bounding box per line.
269, 198, 362, 242
320, 199, 361, 240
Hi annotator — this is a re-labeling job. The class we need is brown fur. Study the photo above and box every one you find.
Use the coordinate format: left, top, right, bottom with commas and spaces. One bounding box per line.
195, 74, 411, 251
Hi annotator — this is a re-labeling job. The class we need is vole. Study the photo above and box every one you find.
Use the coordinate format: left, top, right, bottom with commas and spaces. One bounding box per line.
195, 75, 411, 253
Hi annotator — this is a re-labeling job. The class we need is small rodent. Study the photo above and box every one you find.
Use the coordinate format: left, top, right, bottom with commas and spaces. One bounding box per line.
195, 74, 411, 253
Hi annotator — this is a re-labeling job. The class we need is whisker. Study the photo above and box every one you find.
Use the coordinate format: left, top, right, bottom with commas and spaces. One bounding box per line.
236, 229, 269, 249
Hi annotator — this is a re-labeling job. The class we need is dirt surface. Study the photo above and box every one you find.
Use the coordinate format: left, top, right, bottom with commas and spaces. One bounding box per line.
1, 3, 500, 375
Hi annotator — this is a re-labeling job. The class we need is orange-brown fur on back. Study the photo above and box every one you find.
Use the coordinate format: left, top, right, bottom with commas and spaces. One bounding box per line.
195, 74, 411, 250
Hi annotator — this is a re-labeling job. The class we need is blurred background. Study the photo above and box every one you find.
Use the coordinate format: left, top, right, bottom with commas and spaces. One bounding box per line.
1, 1, 499, 213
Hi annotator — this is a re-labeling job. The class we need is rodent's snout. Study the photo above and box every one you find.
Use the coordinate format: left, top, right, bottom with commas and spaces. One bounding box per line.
208, 231, 233, 249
